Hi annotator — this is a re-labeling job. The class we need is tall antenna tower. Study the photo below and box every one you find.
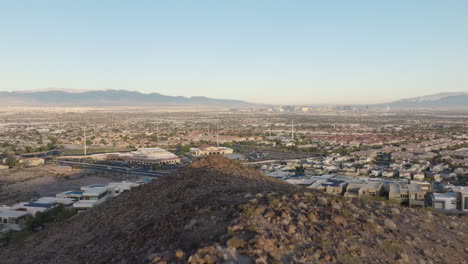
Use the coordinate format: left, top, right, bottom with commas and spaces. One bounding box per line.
83, 127, 87, 155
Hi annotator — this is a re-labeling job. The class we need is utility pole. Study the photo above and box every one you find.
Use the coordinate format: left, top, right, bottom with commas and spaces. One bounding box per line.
216, 123, 219, 147
291, 121, 294, 139
83, 126, 87, 155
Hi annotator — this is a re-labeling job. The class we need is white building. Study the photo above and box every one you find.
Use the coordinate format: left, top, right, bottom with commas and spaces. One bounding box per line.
432, 193, 457, 210
56, 190, 84, 200
73, 185, 109, 210
0, 210, 30, 231
34, 197, 75, 206
8, 202, 56, 215
452, 186, 468, 212
106, 181, 140, 197
90, 148, 180, 165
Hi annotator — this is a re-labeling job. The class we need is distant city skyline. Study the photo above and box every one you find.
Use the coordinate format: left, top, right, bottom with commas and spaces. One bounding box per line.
1, 1, 467, 104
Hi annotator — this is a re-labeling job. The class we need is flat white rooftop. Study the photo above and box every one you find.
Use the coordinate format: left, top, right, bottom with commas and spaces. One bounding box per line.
35, 197, 75, 205
433, 192, 457, 199
0, 209, 29, 218
82, 187, 108, 196
91, 147, 179, 161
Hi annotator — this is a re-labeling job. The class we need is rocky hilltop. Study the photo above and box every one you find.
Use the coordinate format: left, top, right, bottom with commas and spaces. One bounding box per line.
1, 156, 467, 264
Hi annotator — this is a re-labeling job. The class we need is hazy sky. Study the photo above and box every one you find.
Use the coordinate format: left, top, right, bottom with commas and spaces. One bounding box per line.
1, 1, 467, 104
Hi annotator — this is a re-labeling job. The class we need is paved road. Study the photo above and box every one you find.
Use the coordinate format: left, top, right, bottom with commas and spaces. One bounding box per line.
56, 160, 169, 178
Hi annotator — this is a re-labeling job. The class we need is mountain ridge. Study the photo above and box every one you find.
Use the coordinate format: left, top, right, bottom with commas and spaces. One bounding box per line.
378, 92, 468, 108
0, 89, 251, 107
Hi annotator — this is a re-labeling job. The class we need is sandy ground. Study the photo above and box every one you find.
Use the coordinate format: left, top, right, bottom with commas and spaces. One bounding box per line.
0, 165, 138, 205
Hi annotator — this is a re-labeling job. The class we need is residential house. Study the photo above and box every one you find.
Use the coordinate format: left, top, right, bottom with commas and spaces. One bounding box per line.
9, 202, 56, 215
308, 178, 347, 195
408, 184, 426, 208
72, 185, 109, 210
452, 186, 468, 212
344, 181, 384, 198
106, 181, 140, 197
56, 190, 84, 200
0, 210, 30, 231
432, 193, 457, 210
388, 183, 410, 205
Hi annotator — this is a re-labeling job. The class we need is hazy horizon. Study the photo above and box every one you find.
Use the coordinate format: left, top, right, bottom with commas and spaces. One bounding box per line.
1, 1, 467, 104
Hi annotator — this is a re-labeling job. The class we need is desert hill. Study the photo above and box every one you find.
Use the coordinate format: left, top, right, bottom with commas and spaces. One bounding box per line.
1, 156, 467, 264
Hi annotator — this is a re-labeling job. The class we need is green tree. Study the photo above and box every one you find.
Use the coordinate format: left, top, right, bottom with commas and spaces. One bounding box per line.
177, 146, 191, 156
48, 136, 58, 145
151, 163, 160, 171
4, 156, 16, 167
295, 164, 305, 175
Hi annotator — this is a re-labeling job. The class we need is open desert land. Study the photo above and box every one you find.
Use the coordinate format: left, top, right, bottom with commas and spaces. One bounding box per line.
0, 165, 136, 205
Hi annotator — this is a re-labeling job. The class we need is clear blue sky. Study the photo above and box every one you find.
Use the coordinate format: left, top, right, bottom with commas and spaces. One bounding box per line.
1, 0, 467, 104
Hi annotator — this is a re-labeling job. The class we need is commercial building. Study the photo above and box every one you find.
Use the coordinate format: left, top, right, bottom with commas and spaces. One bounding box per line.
90, 148, 180, 165
190, 145, 234, 156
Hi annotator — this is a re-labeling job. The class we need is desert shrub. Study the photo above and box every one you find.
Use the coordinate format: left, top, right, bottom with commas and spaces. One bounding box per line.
380, 241, 400, 256
8, 229, 33, 245
268, 198, 280, 209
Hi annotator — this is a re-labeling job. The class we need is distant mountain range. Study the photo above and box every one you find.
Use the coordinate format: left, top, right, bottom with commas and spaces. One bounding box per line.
0, 89, 251, 107
1, 89, 467, 108
379, 92, 468, 108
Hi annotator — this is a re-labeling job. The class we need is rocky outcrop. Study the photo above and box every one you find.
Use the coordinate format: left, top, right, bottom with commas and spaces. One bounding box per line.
1, 156, 467, 264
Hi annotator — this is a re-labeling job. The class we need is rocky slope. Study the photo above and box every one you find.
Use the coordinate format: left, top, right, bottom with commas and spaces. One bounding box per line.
1, 156, 467, 264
